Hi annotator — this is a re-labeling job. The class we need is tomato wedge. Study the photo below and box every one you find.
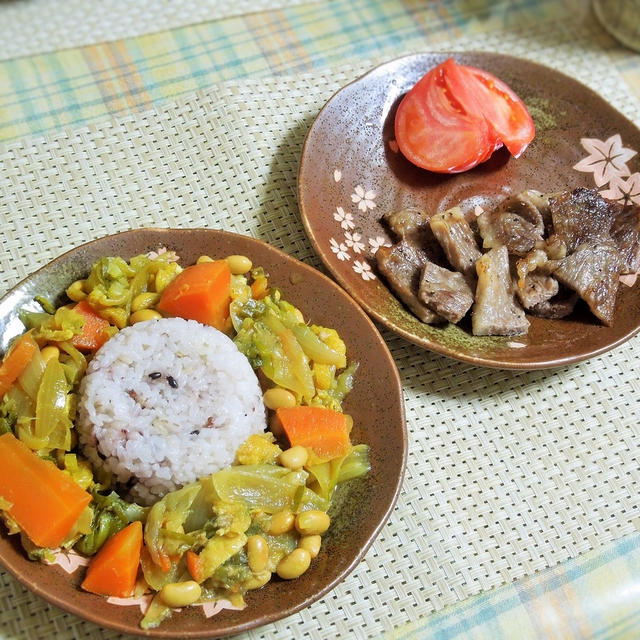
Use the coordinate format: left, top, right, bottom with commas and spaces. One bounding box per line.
442, 59, 535, 158
394, 63, 496, 173
394, 58, 535, 173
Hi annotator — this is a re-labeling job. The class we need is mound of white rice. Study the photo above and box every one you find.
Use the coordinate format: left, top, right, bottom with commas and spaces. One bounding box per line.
76, 317, 267, 505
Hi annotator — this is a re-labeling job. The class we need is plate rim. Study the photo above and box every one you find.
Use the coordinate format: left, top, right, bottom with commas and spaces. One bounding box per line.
298, 50, 640, 370
0, 227, 407, 637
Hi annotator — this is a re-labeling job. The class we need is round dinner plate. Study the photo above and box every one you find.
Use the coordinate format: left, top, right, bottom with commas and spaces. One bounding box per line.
0, 228, 406, 637
298, 52, 640, 369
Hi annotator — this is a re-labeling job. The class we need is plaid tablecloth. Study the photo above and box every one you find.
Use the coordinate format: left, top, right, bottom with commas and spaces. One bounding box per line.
1, 1, 640, 638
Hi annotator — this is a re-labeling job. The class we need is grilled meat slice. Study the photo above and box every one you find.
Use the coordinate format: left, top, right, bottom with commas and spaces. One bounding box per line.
376, 242, 443, 323
529, 288, 578, 319
550, 188, 614, 253
515, 272, 559, 310
551, 240, 624, 326
472, 245, 529, 336
477, 192, 545, 256
418, 262, 474, 323
611, 203, 640, 273
429, 206, 482, 278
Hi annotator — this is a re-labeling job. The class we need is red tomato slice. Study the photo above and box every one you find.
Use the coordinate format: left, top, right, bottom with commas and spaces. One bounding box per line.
394, 58, 535, 173
442, 58, 535, 158
394, 62, 496, 173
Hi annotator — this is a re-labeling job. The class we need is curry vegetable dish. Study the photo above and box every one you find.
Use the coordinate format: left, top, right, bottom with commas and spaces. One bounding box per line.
0, 248, 369, 629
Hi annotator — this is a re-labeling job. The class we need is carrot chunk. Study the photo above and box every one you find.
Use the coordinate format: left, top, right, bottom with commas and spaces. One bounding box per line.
275, 406, 351, 461
81, 521, 143, 598
69, 300, 112, 352
185, 549, 203, 583
0, 433, 92, 548
0, 332, 38, 397
157, 261, 231, 331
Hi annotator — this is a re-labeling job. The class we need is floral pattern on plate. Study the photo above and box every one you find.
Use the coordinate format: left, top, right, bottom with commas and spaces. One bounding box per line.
329, 134, 639, 282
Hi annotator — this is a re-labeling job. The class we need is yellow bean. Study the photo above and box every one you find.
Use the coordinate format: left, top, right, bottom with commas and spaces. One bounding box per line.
267, 509, 295, 536
40, 345, 60, 364
246, 535, 269, 573
244, 570, 272, 590
276, 548, 311, 580
225, 254, 252, 275
159, 581, 202, 607
130, 292, 160, 312
298, 535, 322, 559
197, 255, 214, 264
295, 510, 330, 536
66, 280, 87, 302
129, 309, 162, 324
153, 269, 175, 293
263, 388, 296, 411
278, 445, 308, 470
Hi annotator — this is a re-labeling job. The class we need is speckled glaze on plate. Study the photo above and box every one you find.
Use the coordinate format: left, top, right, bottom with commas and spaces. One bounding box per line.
0, 228, 406, 638
298, 52, 640, 369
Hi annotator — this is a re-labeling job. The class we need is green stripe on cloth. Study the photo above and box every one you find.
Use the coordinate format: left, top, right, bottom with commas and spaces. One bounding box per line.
389, 532, 640, 639
0, 0, 611, 143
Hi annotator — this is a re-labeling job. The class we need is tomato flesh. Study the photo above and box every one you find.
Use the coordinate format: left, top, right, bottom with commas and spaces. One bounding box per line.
394, 64, 495, 173
444, 60, 535, 158
394, 58, 535, 173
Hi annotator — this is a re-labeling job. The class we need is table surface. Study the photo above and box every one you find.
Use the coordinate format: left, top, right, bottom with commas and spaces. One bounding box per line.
1, 1, 640, 639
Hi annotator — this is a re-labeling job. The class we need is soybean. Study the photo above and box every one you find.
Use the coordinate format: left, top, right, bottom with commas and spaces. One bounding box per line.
276, 548, 311, 580
246, 535, 269, 573
40, 345, 60, 364
129, 309, 162, 325
263, 388, 296, 411
225, 254, 252, 275
66, 280, 87, 302
278, 445, 308, 470
131, 291, 160, 312
196, 255, 214, 264
244, 570, 272, 590
267, 509, 295, 536
298, 534, 321, 559
295, 510, 330, 536
159, 581, 202, 608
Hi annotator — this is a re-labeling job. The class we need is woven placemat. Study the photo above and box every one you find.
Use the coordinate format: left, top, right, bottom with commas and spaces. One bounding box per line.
0, 0, 323, 62
1, 18, 640, 640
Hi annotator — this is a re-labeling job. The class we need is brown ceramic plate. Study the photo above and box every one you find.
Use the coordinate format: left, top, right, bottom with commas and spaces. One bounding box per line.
0, 228, 406, 637
298, 52, 640, 369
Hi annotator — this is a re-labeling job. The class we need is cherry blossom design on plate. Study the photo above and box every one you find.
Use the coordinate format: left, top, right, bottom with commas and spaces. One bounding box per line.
328, 178, 387, 281
573, 134, 640, 286
573, 134, 639, 204
45, 549, 89, 574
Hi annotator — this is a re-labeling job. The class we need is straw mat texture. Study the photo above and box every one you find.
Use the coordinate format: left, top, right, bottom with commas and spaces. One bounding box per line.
1, 20, 640, 640
0, 0, 323, 61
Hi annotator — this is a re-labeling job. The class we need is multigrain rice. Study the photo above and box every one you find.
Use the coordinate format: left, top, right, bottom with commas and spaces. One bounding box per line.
76, 317, 266, 504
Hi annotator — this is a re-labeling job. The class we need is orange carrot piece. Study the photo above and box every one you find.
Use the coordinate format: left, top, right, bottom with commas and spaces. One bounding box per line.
0, 332, 38, 397
69, 300, 111, 352
0, 433, 92, 548
157, 261, 231, 331
275, 406, 351, 461
185, 549, 203, 582
81, 521, 143, 598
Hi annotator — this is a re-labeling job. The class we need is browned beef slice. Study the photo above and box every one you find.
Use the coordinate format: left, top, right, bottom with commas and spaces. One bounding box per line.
383, 208, 447, 263
472, 245, 529, 336
376, 242, 443, 323
429, 206, 482, 278
550, 188, 615, 253
515, 272, 559, 309
611, 203, 640, 273
477, 192, 545, 256
418, 262, 474, 323
529, 288, 578, 319
551, 241, 624, 326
